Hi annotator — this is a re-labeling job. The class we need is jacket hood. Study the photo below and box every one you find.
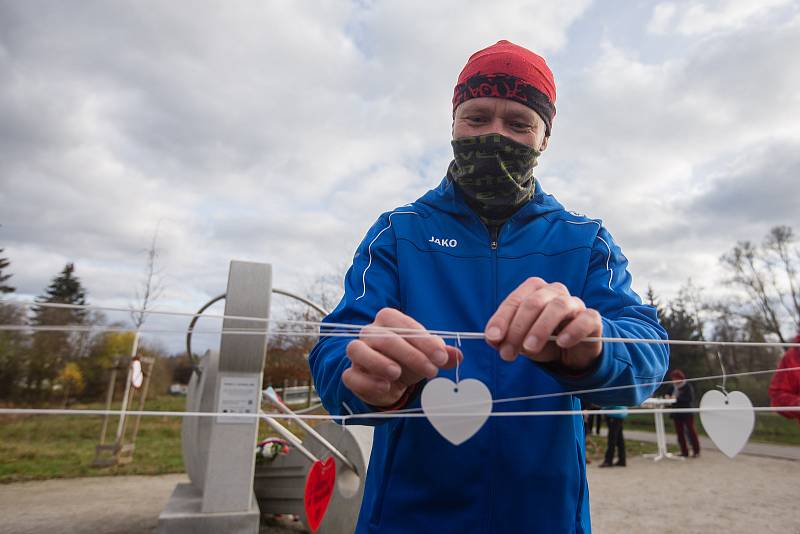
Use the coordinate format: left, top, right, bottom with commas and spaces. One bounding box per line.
417, 176, 565, 224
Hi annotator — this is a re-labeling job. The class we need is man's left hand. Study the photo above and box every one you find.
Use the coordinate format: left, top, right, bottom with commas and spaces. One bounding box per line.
484, 277, 603, 371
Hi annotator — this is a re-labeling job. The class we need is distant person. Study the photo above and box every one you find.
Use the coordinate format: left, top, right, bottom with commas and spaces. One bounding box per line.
581, 400, 601, 465
668, 369, 700, 458
768, 333, 800, 424
599, 406, 627, 467
585, 402, 602, 435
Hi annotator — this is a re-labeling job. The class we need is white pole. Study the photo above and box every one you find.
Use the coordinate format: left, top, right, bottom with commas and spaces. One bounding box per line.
265, 387, 356, 472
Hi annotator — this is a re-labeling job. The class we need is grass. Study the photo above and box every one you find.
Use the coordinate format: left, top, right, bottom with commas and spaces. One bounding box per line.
0, 396, 187, 483
584, 434, 676, 462
624, 411, 800, 446
0, 395, 319, 484
2, 396, 798, 484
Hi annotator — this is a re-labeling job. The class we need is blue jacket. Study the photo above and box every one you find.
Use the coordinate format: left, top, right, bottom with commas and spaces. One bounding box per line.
309, 178, 669, 534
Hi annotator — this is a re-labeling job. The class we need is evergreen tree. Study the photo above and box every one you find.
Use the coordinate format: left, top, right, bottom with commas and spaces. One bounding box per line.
645, 285, 666, 324
32, 263, 87, 322
0, 254, 24, 399
28, 263, 89, 399
660, 282, 713, 389
0, 304, 25, 400
0, 248, 14, 294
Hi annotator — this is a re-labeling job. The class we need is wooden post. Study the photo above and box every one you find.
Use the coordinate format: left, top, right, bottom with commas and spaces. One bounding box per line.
98, 356, 121, 445
129, 356, 156, 446
115, 332, 141, 444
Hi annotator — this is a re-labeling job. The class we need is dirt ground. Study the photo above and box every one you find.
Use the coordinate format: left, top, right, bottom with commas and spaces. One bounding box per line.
586, 451, 800, 534
0, 451, 797, 533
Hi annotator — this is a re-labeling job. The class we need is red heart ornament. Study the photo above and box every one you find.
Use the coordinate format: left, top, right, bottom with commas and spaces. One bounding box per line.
304, 457, 336, 532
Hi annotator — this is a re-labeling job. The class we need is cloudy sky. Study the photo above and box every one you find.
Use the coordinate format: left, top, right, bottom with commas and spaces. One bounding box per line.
2, 0, 799, 350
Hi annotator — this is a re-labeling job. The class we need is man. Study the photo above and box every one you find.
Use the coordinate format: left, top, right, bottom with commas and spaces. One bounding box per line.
768, 333, 800, 424
599, 406, 628, 467
309, 40, 668, 534
667, 368, 700, 457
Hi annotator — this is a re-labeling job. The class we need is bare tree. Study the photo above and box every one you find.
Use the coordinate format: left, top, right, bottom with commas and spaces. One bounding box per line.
115, 225, 165, 443
764, 226, 800, 329
264, 269, 344, 387
720, 225, 800, 343
130, 225, 165, 329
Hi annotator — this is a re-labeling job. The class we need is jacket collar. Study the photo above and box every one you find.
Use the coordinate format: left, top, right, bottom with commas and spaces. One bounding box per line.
417, 176, 565, 224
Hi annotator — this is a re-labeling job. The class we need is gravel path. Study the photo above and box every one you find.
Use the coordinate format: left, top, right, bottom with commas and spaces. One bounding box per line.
0, 475, 302, 534
587, 450, 799, 534
1, 451, 797, 533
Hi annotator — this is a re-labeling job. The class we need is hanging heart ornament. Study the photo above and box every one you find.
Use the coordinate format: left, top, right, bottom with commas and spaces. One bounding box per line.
699, 389, 755, 458
131, 358, 143, 389
421, 377, 492, 446
304, 457, 336, 532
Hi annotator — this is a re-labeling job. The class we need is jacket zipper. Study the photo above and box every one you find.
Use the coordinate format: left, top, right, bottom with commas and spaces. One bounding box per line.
488, 222, 500, 533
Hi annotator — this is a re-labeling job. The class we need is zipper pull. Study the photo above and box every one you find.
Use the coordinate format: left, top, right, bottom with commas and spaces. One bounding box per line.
490, 240, 497, 250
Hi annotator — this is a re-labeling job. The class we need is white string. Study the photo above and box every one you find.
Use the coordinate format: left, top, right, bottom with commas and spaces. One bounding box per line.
0, 322, 792, 413
1, 299, 369, 333
0, 324, 450, 338
1, 405, 798, 421
3, 319, 798, 414
347, 405, 800, 419
0, 300, 473, 337
1, 322, 792, 414
0, 408, 339, 421
455, 332, 461, 385
5, 300, 800, 349
716, 350, 728, 394
4, 301, 798, 417
2, 323, 800, 350
387, 365, 800, 414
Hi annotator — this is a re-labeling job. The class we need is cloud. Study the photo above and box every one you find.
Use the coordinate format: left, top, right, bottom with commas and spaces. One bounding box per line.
540, 11, 800, 298
686, 141, 800, 231
647, 3, 678, 34
647, 0, 796, 35
2, 0, 799, 353
0, 1, 591, 351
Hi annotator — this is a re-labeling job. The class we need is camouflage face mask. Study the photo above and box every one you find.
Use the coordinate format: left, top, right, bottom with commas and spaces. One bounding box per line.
448, 133, 540, 221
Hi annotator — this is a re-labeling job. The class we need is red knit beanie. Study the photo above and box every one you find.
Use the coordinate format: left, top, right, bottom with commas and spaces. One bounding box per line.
453, 40, 557, 136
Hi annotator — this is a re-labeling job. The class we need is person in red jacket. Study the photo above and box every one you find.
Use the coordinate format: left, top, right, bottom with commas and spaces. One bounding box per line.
768, 334, 800, 423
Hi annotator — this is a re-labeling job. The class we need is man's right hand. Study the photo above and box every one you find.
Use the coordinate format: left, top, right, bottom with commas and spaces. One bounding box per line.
342, 308, 462, 408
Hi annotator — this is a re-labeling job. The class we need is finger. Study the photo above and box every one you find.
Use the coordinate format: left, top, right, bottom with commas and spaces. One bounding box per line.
347, 340, 403, 382
521, 341, 561, 364
502, 285, 568, 360
393, 345, 463, 387
521, 295, 585, 354
342, 366, 391, 399
440, 345, 464, 370
372, 307, 449, 367
361, 326, 439, 379
555, 309, 602, 349
485, 277, 548, 345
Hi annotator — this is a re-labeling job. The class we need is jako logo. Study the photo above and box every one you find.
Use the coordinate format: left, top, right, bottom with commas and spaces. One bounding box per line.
429, 236, 458, 248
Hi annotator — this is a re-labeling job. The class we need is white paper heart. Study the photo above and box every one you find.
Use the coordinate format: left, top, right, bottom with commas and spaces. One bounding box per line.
699, 390, 755, 458
131, 359, 143, 389
421, 377, 492, 446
